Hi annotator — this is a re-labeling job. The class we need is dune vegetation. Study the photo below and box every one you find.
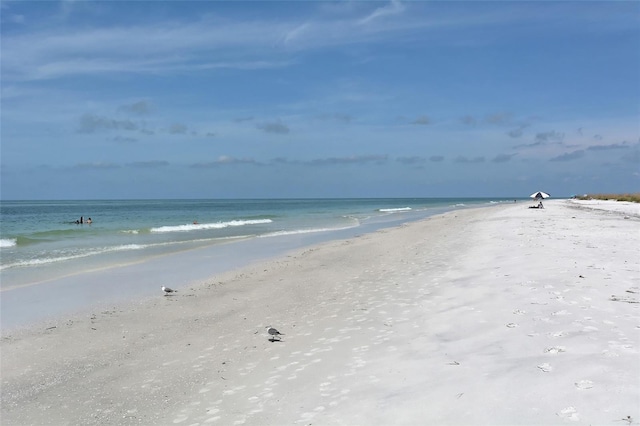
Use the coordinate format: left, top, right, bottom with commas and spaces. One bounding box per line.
575, 193, 640, 203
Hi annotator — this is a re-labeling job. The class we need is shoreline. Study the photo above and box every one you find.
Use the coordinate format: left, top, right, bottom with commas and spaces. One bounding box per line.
2, 200, 638, 425
0, 203, 476, 332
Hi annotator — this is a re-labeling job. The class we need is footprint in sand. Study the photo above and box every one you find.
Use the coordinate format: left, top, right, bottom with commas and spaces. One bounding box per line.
537, 363, 553, 372
556, 406, 579, 421
602, 349, 621, 358
574, 380, 594, 390
544, 346, 566, 354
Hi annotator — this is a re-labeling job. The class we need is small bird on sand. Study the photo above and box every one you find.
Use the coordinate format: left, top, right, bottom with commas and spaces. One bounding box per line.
161, 286, 177, 295
267, 326, 284, 341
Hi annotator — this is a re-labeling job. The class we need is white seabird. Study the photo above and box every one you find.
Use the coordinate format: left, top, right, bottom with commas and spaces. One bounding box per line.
267, 326, 284, 341
161, 286, 177, 295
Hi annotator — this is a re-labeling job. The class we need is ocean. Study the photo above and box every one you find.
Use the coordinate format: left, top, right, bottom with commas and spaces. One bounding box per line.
0, 198, 511, 328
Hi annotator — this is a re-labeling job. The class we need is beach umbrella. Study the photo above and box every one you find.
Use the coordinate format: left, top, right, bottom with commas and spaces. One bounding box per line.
530, 191, 550, 200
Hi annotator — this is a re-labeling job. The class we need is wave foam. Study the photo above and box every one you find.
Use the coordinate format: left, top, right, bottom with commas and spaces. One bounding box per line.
378, 207, 412, 212
0, 238, 17, 248
260, 224, 356, 238
0, 243, 147, 270
150, 219, 272, 233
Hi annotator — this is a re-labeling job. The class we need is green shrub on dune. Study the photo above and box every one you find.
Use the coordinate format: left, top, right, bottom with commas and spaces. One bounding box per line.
575, 193, 640, 203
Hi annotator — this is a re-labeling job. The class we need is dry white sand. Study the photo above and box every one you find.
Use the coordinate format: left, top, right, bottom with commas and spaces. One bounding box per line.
2, 200, 638, 425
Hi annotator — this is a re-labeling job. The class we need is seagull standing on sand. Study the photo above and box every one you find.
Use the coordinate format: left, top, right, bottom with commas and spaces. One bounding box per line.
161, 286, 177, 295
267, 326, 284, 341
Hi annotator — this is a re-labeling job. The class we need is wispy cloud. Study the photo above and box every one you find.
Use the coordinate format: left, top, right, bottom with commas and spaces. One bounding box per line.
513, 140, 544, 149
454, 156, 485, 163
234, 116, 254, 123
485, 113, 511, 125
189, 154, 390, 168
507, 124, 529, 138
411, 115, 431, 125
460, 115, 476, 126
514, 130, 565, 149
190, 156, 261, 168
358, 0, 406, 25
535, 130, 564, 144
397, 156, 426, 165
453, 155, 485, 164
168, 123, 188, 135
8, 14, 25, 24
112, 136, 137, 144
119, 100, 152, 115
3, 1, 635, 86
72, 162, 120, 170
492, 153, 517, 163
283, 23, 311, 45
127, 160, 169, 168
315, 113, 354, 123
257, 121, 290, 134
586, 142, 629, 151
2, 2, 544, 83
77, 114, 138, 133
308, 155, 388, 166
549, 150, 584, 162
1, 18, 296, 81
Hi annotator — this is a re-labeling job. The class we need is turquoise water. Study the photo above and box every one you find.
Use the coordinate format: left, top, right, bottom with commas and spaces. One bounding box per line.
0, 198, 509, 290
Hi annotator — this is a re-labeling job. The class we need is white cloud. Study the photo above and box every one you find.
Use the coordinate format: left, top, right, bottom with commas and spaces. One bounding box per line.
283, 23, 311, 45
357, 0, 405, 25
2, 2, 547, 82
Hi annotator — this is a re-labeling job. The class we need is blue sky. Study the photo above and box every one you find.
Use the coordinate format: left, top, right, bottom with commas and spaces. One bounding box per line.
1, 1, 638, 199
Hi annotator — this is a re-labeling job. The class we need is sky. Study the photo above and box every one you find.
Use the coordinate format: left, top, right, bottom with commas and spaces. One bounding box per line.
1, 1, 638, 200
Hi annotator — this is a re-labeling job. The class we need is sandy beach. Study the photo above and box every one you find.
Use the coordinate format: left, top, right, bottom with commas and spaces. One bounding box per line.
1, 199, 639, 425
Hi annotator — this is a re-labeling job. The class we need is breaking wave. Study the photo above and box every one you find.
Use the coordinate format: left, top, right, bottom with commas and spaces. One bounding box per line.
150, 219, 273, 233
